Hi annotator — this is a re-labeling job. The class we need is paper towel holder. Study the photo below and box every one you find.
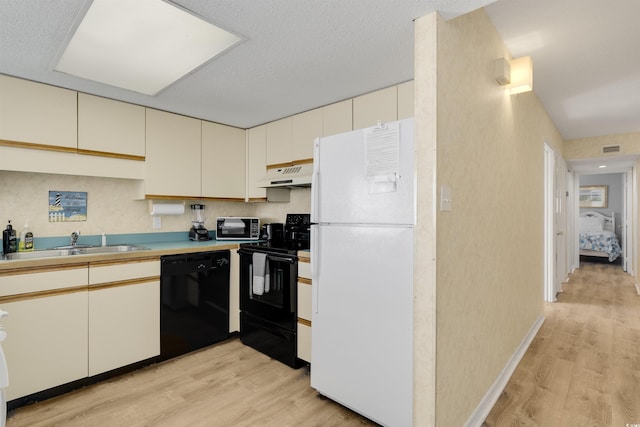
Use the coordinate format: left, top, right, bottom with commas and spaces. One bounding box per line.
148, 200, 186, 216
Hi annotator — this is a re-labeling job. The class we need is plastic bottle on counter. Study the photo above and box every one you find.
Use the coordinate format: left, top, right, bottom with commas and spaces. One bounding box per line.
21, 221, 34, 251
2, 220, 17, 254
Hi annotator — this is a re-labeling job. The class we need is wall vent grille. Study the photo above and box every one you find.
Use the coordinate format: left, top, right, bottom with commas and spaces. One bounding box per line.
602, 145, 621, 153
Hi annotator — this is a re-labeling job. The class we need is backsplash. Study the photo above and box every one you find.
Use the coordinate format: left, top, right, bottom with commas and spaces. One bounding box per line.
0, 171, 311, 238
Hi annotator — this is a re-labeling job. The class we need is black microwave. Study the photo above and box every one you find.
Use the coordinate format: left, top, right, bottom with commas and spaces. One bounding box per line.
216, 217, 260, 240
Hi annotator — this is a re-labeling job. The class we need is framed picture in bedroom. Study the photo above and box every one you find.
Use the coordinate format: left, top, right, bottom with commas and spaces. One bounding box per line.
579, 185, 608, 208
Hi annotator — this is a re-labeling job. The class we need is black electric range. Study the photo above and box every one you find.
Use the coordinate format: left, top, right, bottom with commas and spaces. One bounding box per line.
237, 214, 310, 368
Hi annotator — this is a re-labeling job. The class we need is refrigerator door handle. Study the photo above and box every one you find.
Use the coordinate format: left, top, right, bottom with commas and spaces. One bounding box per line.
311, 224, 319, 314
311, 138, 320, 223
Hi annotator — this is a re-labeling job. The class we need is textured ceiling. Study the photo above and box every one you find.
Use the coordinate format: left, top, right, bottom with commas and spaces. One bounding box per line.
0, 0, 494, 129
1, 0, 638, 140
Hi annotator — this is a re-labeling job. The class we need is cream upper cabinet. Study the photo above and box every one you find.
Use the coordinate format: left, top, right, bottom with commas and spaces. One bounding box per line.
88, 259, 160, 376
247, 125, 267, 201
78, 93, 145, 158
0, 74, 77, 150
397, 80, 415, 120
0, 266, 89, 400
202, 121, 246, 199
145, 108, 202, 198
266, 116, 292, 166
352, 85, 398, 130
292, 108, 322, 163
323, 99, 353, 137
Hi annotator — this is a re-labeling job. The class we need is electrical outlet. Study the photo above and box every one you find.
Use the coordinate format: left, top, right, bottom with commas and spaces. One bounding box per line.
153, 216, 161, 229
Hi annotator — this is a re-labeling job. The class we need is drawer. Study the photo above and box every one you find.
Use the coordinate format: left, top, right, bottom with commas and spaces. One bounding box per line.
297, 281, 312, 321
0, 266, 88, 296
297, 321, 311, 363
298, 259, 311, 279
89, 259, 160, 285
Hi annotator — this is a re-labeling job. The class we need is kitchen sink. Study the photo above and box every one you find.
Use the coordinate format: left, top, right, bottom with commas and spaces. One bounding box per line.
4, 245, 150, 260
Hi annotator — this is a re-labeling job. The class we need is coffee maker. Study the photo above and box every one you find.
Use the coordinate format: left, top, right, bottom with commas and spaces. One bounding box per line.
189, 204, 212, 241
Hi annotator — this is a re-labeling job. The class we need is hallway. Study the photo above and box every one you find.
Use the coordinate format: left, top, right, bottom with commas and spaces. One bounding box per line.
484, 262, 640, 426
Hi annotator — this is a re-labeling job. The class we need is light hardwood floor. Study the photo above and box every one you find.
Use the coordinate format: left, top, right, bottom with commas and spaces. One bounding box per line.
6, 339, 377, 427
484, 261, 640, 426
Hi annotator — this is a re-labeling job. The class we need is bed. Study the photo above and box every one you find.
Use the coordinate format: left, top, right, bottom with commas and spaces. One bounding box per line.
579, 211, 622, 262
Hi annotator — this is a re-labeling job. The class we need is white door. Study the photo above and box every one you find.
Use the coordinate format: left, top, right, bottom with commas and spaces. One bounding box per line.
554, 153, 568, 296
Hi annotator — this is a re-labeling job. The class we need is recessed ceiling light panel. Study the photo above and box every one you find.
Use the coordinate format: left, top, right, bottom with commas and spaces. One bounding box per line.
55, 0, 243, 95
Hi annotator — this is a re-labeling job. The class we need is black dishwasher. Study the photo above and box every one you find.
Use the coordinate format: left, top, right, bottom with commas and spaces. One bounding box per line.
159, 250, 230, 361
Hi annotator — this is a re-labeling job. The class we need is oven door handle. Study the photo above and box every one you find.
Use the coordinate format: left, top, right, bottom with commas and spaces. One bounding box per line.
267, 254, 296, 264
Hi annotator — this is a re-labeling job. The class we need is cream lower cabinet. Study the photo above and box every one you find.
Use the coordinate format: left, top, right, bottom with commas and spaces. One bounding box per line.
88, 258, 160, 376
229, 249, 240, 332
0, 265, 89, 401
297, 256, 312, 363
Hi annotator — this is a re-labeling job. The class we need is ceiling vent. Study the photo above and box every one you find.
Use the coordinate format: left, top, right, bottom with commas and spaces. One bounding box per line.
602, 145, 621, 154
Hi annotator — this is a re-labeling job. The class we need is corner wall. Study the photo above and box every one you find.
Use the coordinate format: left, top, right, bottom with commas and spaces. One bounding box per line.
414, 9, 564, 426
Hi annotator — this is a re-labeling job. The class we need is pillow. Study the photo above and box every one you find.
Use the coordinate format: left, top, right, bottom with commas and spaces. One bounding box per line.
579, 215, 604, 232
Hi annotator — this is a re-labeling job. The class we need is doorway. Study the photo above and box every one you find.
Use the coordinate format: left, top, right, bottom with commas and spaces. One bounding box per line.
567, 155, 638, 278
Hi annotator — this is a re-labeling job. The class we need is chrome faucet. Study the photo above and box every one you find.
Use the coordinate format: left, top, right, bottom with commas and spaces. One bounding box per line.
70, 231, 80, 246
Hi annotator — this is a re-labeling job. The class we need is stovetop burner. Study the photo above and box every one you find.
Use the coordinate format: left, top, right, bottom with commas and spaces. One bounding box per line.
240, 213, 310, 253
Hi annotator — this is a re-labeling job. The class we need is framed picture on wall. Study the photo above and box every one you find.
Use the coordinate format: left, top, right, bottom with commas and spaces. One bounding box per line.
579, 185, 608, 208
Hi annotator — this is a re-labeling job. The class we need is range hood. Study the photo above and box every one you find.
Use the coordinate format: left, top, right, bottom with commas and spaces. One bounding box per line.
258, 163, 313, 188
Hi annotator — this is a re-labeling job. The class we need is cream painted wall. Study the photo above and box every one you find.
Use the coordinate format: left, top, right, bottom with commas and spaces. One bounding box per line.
414, 9, 564, 426
563, 131, 640, 159
0, 170, 310, 239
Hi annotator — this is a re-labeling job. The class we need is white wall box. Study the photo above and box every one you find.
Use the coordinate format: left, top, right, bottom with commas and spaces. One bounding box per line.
202, 121, 246, 200
352, 85, 398, 130
78, 93, 146, 159
0, 74, 77, 151
145, 108, 202, 198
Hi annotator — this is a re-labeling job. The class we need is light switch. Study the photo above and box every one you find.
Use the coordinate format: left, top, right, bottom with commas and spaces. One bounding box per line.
440, 185, 452, 211
153, 216, 162, 229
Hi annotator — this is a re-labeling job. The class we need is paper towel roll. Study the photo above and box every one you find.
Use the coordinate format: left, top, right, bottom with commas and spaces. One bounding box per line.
149, 203, 185, 216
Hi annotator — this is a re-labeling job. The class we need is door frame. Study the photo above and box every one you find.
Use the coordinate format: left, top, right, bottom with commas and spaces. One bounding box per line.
567, 155, 638, 276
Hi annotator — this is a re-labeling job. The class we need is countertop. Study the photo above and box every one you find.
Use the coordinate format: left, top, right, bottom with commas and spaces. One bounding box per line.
0, 239, 246, 272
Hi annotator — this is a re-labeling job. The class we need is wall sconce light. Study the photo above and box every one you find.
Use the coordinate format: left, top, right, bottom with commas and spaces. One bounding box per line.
494, 56, 533, 94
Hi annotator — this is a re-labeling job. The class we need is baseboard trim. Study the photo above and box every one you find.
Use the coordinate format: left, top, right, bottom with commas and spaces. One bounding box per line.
463, 313, 545, 427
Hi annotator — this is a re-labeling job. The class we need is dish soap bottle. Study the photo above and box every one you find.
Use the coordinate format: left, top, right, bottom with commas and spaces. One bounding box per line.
2, 220, 17, 254
19, 220, 34, 251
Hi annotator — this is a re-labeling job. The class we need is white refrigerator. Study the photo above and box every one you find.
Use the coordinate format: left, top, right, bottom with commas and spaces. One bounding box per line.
310, 118, 414, 427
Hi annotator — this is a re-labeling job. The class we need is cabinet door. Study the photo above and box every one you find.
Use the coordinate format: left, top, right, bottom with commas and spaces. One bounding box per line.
397, 80, 415, 120
323, 99, 353, 137
246, 125, 267, 201
265, 116, 292, 166
88, 280, 160, 376
78, 93, 145, 158
145, 109, 202, 197
297, 259, 312, 363
229, 249, 240, 332
202, 121, 246, 199
3, 292, 89, 400
352, 86, 398, 130
292, 108, 322, 163
0, 74, 77, 150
